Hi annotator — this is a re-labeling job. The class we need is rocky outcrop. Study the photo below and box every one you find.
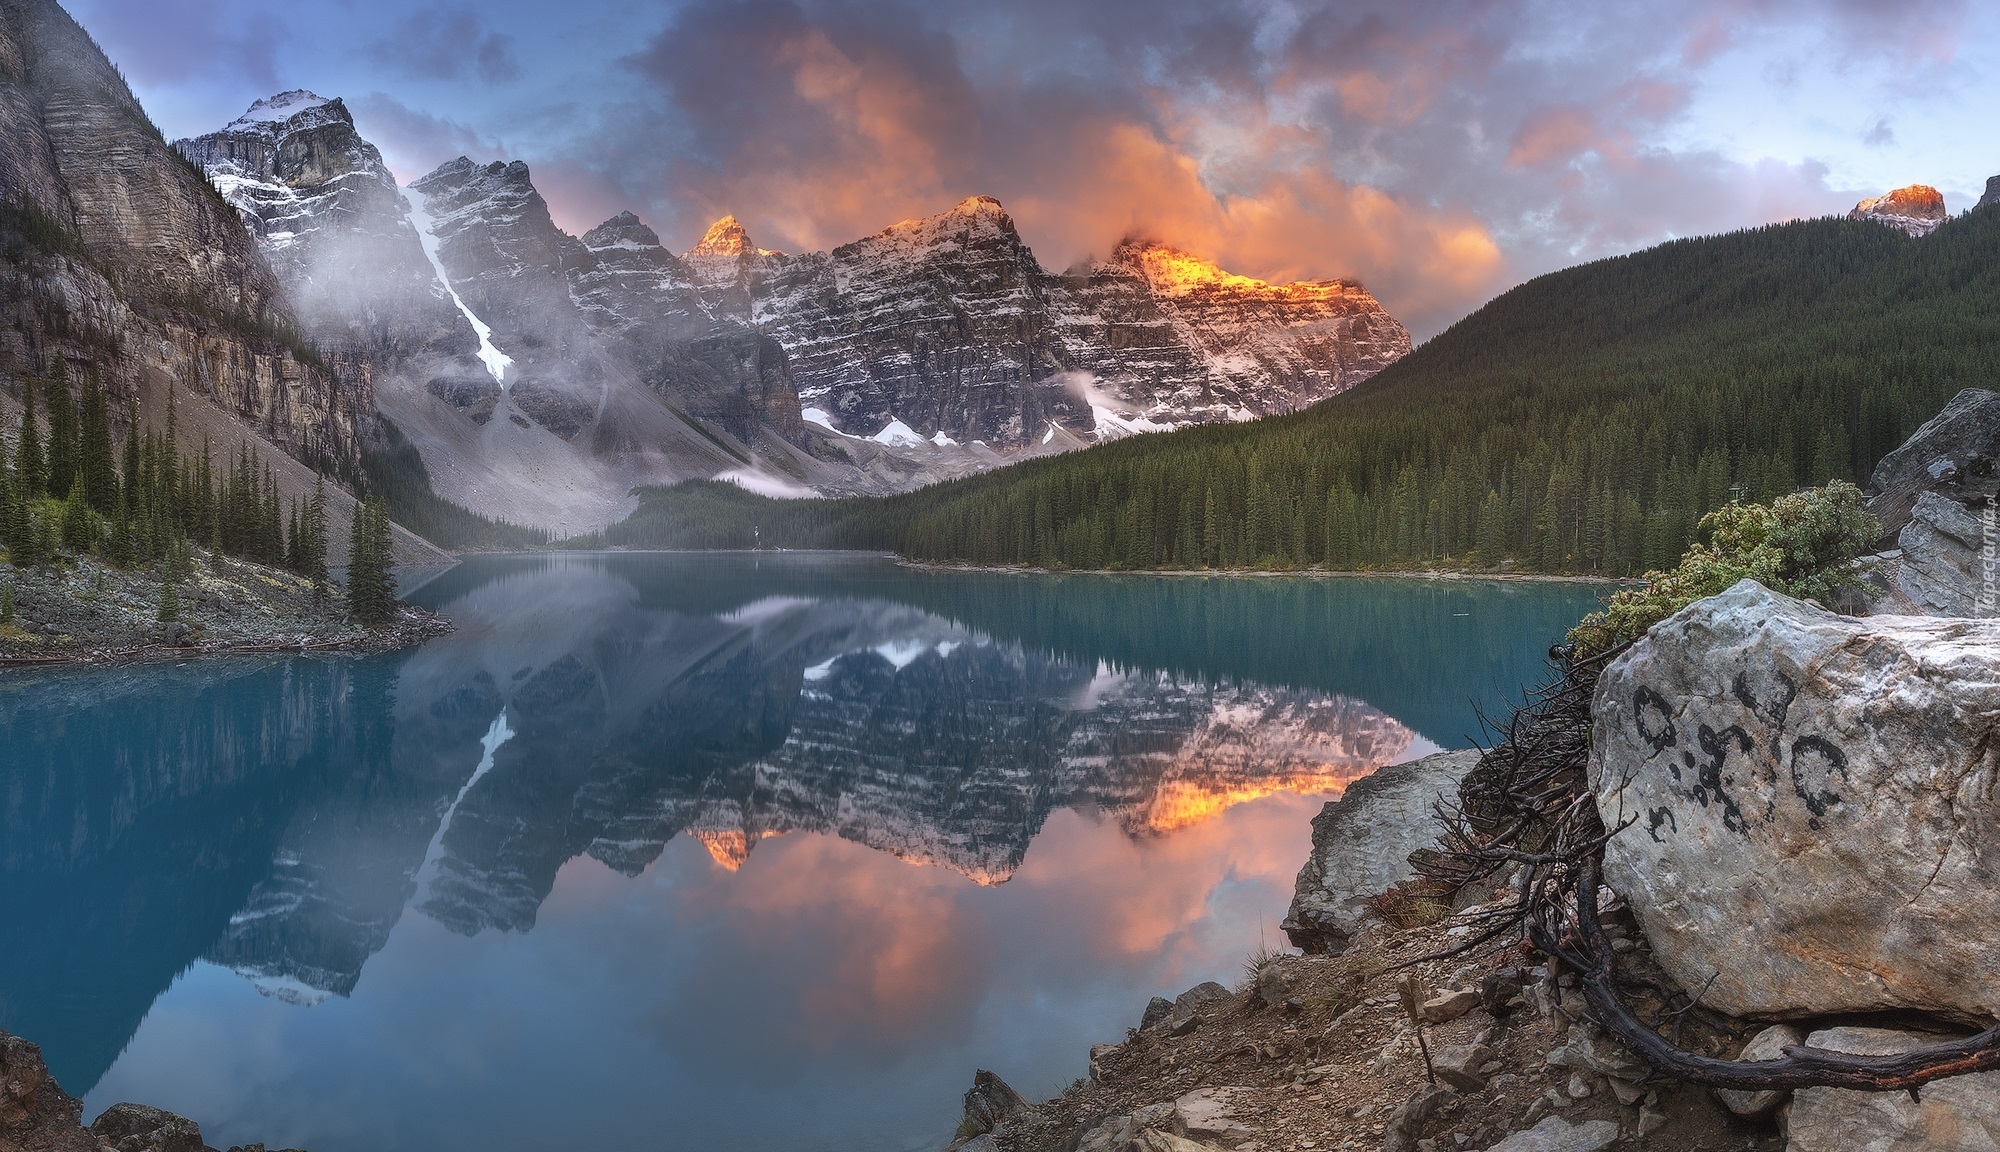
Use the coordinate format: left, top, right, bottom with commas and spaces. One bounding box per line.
0, 1029, 302, 1152
1281, 749, 1478, 953
1786, 1027, 2000, 1151
1848, 185, 1949, 237
1859, 387, 2000, 616
0, 0, 362, 478
1979, 176, 2000, 212
1589, 579, 2000, 1019
1866, 387, 2000, 536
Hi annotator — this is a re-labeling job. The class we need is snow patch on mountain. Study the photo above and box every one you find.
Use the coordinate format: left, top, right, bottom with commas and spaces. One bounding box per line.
403, 185, 515, 386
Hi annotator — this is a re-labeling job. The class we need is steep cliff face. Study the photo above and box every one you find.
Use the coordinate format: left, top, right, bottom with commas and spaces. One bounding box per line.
1059, 240, 1411, 428
175, 91, 469, 361
670, 197, 1409, 449
0, 0, 361, 477
741, 196, 1086, 447
568, 210, 803, 443
1848, 185, 1949, 237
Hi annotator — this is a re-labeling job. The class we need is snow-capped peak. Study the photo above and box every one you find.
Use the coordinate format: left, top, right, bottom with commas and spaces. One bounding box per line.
227, 89, 332, 129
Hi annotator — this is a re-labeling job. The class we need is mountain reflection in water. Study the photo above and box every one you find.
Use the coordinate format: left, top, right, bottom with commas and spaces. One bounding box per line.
0, 553, 1600, 1152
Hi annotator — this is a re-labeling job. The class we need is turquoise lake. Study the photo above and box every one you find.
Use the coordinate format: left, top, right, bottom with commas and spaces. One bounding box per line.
0, 553, 1602, 1151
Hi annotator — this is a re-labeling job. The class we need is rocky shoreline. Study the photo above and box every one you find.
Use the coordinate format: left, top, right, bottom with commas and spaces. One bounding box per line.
946, 389, 2000, 1152
0, 550, 451, 666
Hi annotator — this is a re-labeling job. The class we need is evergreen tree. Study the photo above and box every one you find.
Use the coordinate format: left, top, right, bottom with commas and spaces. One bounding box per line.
59, 475, 94, 553
121, 398, 141, 509
44, 361, 76, 501
15, 377, 43, 498
0, 575, 13, 625
305, 476, 330, 599
345, 494, 395, 625
157, 538, 186, 624
79, 369, 116, 512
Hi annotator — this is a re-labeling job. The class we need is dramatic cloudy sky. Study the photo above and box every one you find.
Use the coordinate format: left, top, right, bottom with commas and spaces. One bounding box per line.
64, 0, 2000, 338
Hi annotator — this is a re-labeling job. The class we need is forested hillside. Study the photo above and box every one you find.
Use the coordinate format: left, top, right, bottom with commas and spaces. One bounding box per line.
598, 205, 2000, 575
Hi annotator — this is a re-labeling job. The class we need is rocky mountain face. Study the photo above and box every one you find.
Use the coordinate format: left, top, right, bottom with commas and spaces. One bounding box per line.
1980, 177, 2000, 212
1847, 184, 1948, 236
175, 92, 468, 361
0, 0, 361, 477
658, 196, 1409, 449
171, 89, 1411, 524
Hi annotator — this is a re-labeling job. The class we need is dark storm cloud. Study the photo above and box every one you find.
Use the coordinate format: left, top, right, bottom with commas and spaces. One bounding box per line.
369, 5, 521, 84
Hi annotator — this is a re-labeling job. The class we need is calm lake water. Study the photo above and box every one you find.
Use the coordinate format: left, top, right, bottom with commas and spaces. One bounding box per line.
0, 553, 1601, 1152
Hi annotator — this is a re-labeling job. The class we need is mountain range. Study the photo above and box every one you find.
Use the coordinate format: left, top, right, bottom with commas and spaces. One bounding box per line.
160, 88, 1408, 535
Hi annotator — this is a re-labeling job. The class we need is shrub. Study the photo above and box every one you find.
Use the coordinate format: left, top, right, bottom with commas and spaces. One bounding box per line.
1566, 480, 1879, 657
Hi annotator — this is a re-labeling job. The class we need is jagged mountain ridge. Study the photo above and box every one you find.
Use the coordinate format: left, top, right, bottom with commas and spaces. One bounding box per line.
174, 89, 1409, 525
176, 100, 815, 536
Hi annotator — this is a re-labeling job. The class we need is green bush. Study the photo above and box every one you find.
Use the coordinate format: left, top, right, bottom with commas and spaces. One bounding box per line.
1566, 480, 1878, 656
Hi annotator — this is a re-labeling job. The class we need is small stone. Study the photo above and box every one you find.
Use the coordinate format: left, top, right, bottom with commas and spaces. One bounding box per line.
1422, 989, 1480, 1023
1091, 1043, 1121, 1084
1380, 1085, 1452, 1152
1607, 1077, 1644, 1106
1172, 1015, 1201, 1036
1714, 1024, 1804, 1120
1142, 996, 1175, 1030
1432, 1043, 1493, 1093
1564, 1073, 1591, 1100
1174, 1087, 1260, 1147
1478, 969, 1527, 1015
1635, 1106, 1668, 1137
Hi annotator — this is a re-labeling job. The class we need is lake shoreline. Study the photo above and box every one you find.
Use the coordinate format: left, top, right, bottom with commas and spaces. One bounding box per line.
551, 546, 1630, 585
0, 550, 453, 669
892, 559, 1628, 585
0, 606, 452, 668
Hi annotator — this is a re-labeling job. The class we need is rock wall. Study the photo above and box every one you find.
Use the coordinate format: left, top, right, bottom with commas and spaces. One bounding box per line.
0, 0, 361, 478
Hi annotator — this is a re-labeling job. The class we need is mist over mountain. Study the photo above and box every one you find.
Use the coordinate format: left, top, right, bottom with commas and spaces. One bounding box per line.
162, 92, 1411, 534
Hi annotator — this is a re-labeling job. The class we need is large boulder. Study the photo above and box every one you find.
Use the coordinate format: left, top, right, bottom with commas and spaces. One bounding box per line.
1589, 579, 2000, 1019
1867, 387, 2000, 540
0, 1031, 98, 1152
1858, 387, 2000, 618
1786, 1027, 2000, 1151
1281, 749, 1478, 953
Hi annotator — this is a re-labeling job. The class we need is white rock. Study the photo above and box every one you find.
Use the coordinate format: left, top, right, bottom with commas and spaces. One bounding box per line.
1480, 1115, 1619, 1152
1173, 1087, 1260, 1147
1787, 1027, 2000, 1151
1590, 580, 2000, 1018
1715, 1024, 1805, 1119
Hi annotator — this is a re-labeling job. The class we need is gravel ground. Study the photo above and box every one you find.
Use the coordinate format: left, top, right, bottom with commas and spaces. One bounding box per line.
0, 549, 450, 664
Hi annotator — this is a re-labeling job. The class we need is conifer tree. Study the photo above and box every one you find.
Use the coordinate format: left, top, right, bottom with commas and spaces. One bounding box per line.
305, 476, 329, 599
79, 370, 116, 512
121, 398, 141, 509
158, 537, 186, 624
15, 377, 42, 498
345, 493, 395, 625
59, 474, 94, 553
0, 575, 13, 624
44, 362, 76, 501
